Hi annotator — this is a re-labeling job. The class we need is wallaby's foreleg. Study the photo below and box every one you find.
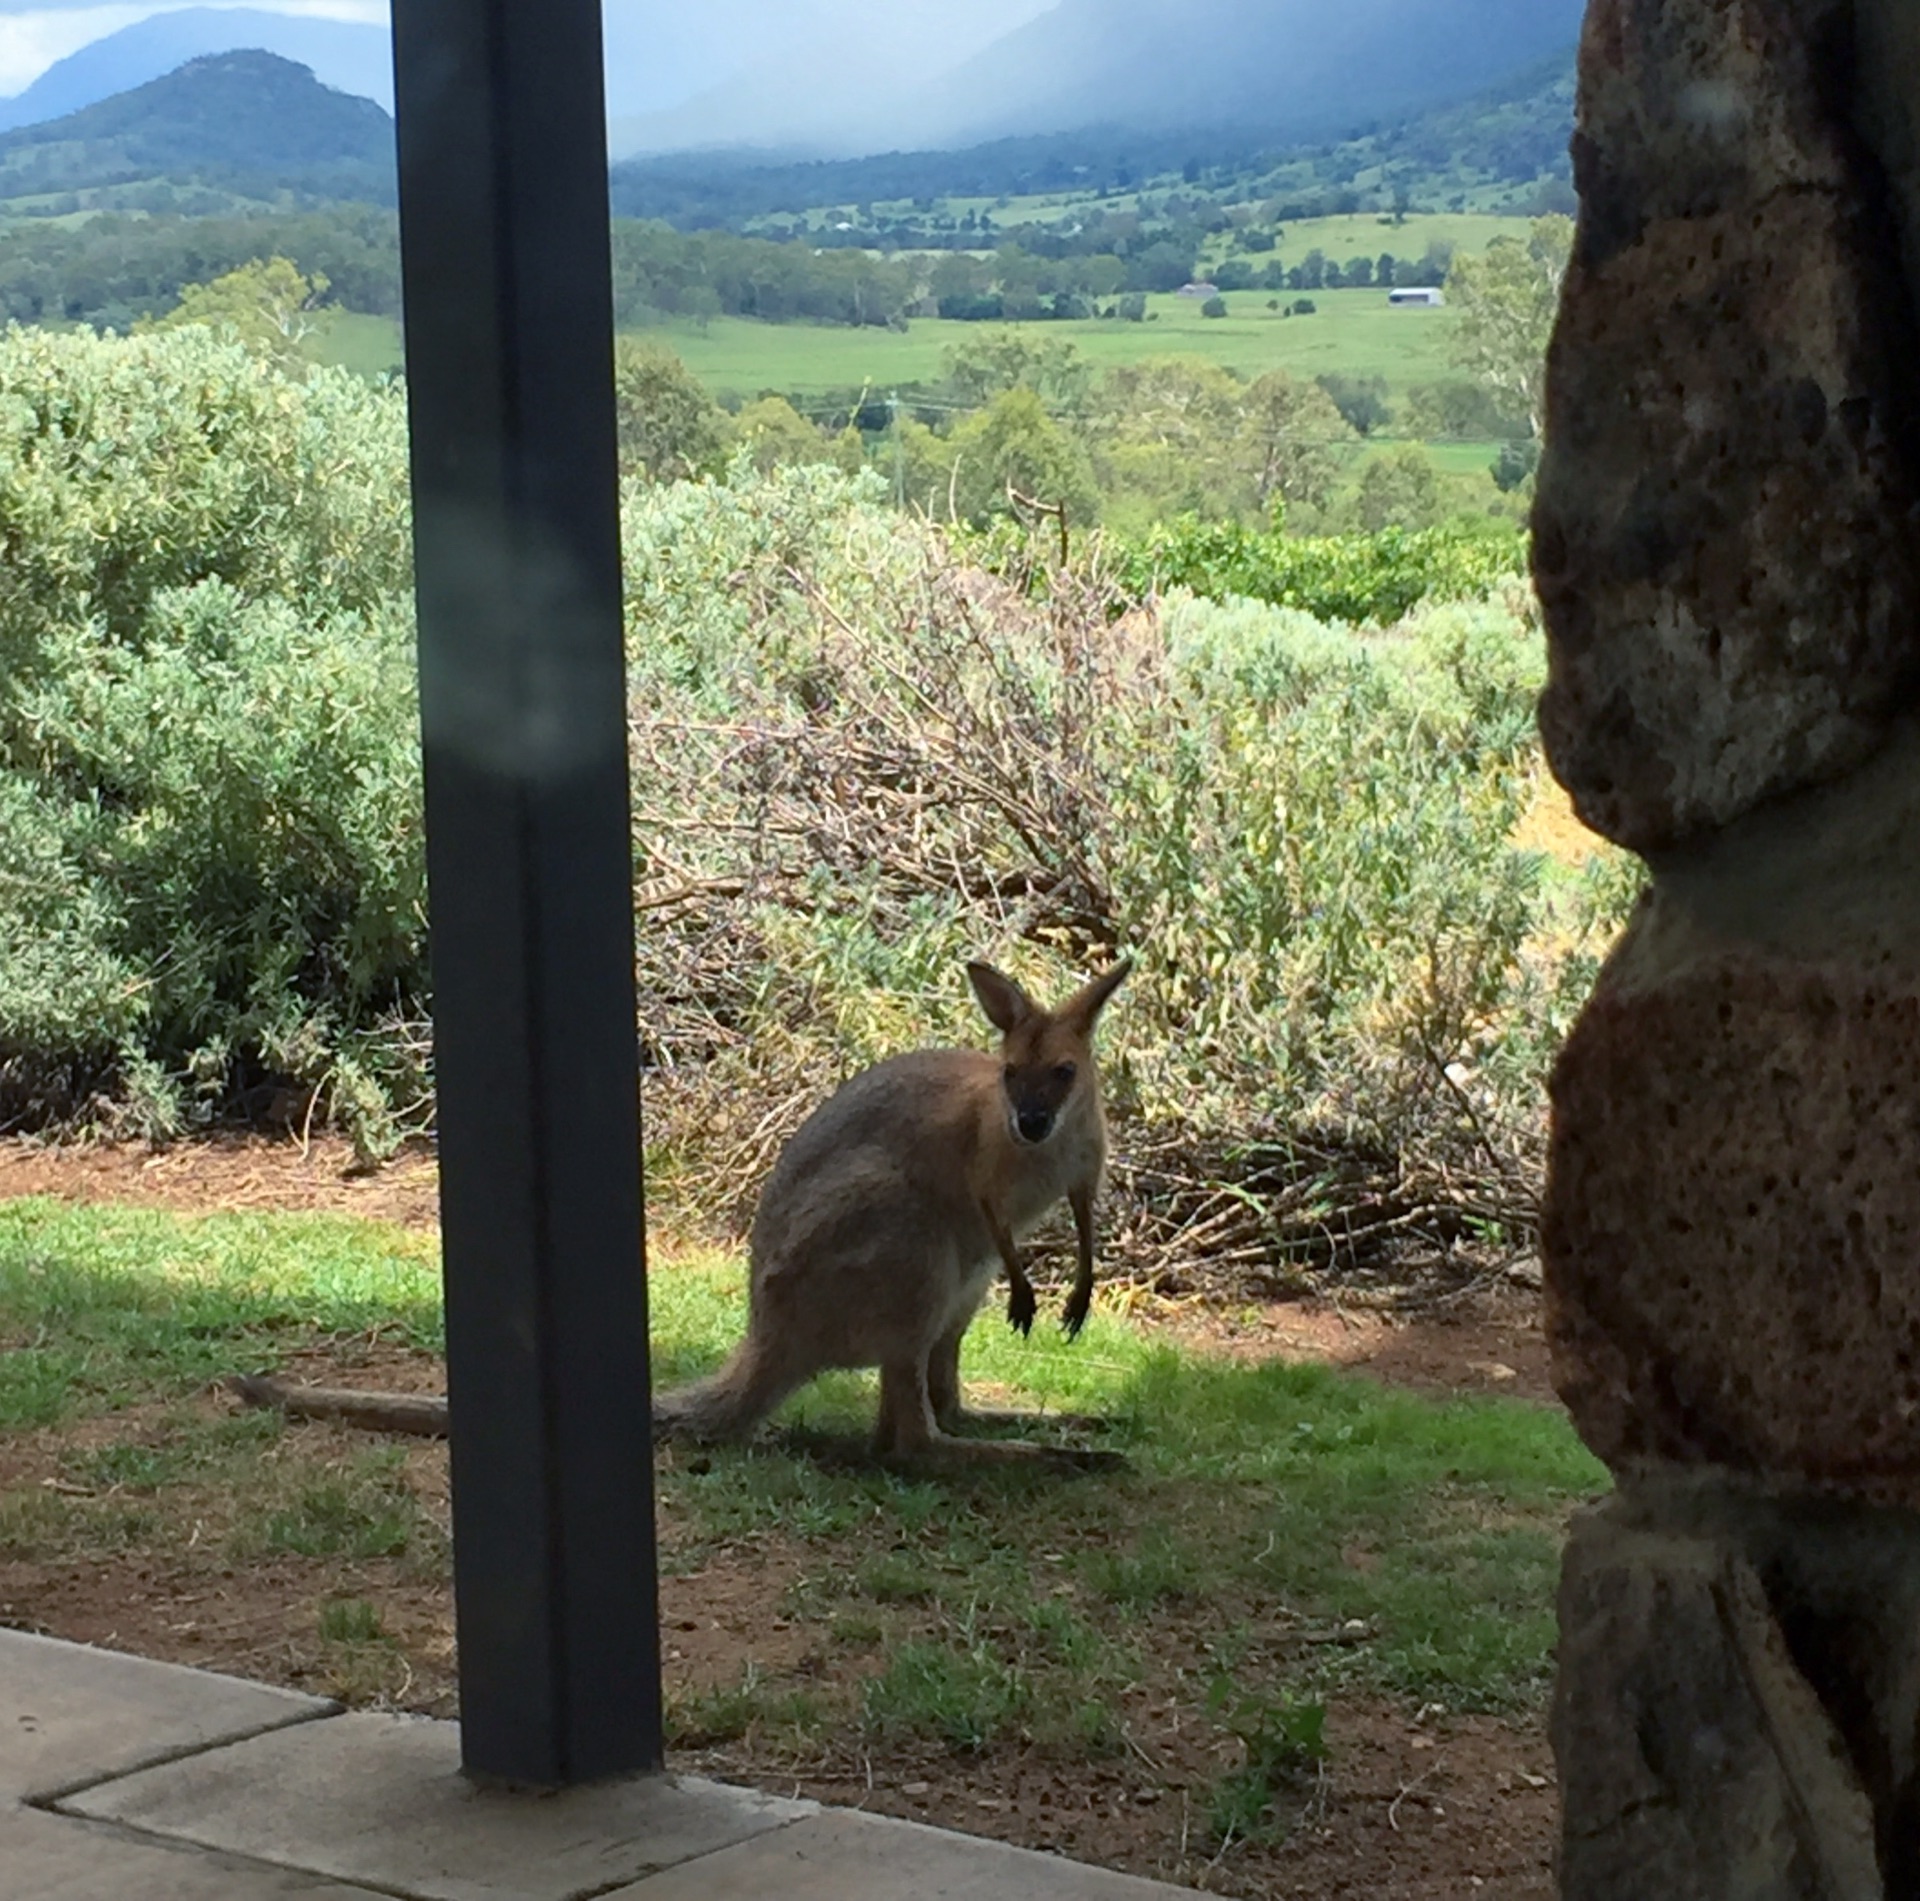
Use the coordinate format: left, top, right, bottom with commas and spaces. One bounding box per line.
1063, 1184, 1098, 1339
983, 1204, 1037, 1336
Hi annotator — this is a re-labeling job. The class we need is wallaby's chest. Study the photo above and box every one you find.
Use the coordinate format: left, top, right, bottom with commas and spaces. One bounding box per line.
993, 1114, 1105, 1238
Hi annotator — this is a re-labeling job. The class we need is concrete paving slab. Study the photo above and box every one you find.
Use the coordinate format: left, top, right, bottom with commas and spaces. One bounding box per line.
61, 1711, 813, 1901
613, 1808, 1200, 1899
0, 1627, 335, 1803
1, 1805, 380, 1900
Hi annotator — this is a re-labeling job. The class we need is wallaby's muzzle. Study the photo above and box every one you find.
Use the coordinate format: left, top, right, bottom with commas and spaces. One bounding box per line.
1014, 1106, 1055, 1144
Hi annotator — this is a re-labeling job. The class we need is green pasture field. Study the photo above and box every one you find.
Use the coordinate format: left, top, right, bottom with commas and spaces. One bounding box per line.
305, 288, 1464, 405
655, 290, 1462, 403
1243, 210, 1518, 254
1375, 436, 1511, 476
305, 210, 1534, 403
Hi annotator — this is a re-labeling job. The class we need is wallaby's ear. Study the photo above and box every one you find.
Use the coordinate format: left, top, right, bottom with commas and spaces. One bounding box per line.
1061, 959, 1133, 1035
968, 962, 1037, 1035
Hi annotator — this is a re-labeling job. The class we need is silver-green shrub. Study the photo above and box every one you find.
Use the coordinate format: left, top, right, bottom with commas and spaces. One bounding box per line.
0, 340, 1634, 1278
619, 462, 1635, 1277
0, 328, 422, 1140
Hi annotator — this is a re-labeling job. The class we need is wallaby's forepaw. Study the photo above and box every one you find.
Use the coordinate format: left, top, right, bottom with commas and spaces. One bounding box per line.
1007, 1280, 1037, 1336
1061, 1289, 1092, 1340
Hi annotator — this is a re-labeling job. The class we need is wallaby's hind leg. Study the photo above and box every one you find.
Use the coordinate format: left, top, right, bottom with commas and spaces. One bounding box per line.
879, 1353, 1124, 1472
874, 1357, 940, 1459
928, 1318, 1110, 1440
927, 1323, 968, 1434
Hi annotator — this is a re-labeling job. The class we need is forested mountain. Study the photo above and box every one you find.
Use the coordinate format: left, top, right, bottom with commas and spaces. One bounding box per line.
0, 0, 1581, 169
0, 51, 396, 210
0, 11, 394, 131
610, 56, 1575, 231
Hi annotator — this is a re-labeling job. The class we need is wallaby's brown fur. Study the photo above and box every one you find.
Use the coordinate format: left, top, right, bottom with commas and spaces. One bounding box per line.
654, 958, 1131, 1462
231, 960, 1130, 1467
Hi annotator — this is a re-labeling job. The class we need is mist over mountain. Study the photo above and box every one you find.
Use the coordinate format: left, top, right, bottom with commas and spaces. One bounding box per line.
923, 0, 1589, 145
613, 0, 1587, 157
604, 0, 1055, 158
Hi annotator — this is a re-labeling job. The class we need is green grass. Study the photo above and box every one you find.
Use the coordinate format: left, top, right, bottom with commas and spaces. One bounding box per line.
0, 1196, 1605, 1814
317, 1597, 387, 1644
250, 1457, 424, 1561
1216, 211, 1518, 265
1405, 438, 1513, 476
0, 1201, 441, 1431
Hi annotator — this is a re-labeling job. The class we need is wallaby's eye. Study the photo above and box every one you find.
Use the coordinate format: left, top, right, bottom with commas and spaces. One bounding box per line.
1052, 1062, 1077, 1087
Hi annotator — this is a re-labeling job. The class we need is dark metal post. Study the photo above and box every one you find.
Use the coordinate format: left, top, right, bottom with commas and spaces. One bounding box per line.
389, 0, 662, 1785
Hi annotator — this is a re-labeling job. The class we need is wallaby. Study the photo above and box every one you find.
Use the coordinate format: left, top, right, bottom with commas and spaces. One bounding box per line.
655, 957, 1131, 1462
230, 958, 1129, 1466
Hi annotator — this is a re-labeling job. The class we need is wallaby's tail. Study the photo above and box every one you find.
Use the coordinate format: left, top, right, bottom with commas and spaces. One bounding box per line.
652, 1335, 803, 1443
228, 1376, 449, 1437
230, 1337, 802, 1446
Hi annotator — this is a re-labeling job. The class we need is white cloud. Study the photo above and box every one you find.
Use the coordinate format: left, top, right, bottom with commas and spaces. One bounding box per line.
0, 9, 143, 92
0, 1, 386, 94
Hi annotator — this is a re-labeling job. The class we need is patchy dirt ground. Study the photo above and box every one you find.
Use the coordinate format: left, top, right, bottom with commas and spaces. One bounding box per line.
0, 1131, 445, 1228
0, 1133, 1562, 1898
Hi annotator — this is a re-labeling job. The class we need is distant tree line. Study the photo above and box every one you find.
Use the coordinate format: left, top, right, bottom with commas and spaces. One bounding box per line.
0, 209, 922, 333
0, 201, 1459, 339
608, 221, 913, 327
0, 207, 402, 330
607, 125, 1304, 229
603, 325, 1537, 545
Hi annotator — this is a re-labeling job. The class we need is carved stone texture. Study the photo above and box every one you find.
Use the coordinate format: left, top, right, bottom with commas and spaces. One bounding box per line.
1544, 725, 1920, 1503
1533, 0, 1920, 853
1556, 1496, 1880, 1900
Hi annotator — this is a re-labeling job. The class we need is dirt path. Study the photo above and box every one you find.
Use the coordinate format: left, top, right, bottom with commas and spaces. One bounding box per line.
0, 1133, 1564, 1897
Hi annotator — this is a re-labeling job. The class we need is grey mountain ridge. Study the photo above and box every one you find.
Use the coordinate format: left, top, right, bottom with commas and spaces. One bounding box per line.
5, 0, 1584, 162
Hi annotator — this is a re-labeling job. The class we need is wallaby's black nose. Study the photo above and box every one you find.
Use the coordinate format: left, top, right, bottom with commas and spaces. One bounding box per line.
1017, 1110, 1053, 1144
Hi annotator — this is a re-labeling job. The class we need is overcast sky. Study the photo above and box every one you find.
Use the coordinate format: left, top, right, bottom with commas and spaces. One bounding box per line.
0, 0, 1055, 98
